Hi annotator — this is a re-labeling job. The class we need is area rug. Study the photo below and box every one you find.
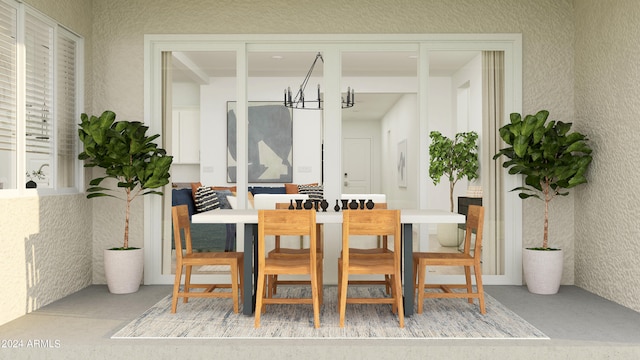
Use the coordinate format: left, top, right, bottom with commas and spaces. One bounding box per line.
112, 286, 548, 340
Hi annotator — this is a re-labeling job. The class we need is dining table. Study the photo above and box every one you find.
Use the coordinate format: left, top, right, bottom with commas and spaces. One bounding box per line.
192, 208, 465, 316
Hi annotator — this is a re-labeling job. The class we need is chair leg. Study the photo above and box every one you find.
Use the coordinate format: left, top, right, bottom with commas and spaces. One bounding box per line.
267, 275, 275, 299
238, 260, 244, 303
183, 265, 192, 303
393, 270, 404, 328
338, 263, 348, 328
230, 261, 239, 314
385, 274, 391, 294
474, 263, 486, 314
412, 259, 418, 300
390, 274, 398, 314
271, 275, 278, 295
171, 263, 182, 313
311, 267, 320, 328
337, 260, 342, 311
318, 259, 324, 306
417, 259, 426, 314
255, 273, 266, 328
464, 265, 473, 304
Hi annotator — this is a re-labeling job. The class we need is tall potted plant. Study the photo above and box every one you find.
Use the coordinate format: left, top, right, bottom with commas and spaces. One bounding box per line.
78, 110, 173, 294
493, 110, 592, 294
429, 131, 480, 246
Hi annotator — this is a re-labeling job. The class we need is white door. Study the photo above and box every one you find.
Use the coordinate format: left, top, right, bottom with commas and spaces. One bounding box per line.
342, 137, 371, 194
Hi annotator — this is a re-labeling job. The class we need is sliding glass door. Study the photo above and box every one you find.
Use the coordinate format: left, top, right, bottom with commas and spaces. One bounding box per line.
144, 34, 522, 286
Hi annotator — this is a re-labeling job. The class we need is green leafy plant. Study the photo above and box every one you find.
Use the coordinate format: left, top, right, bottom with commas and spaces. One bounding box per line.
429, 131, 479, 212
78, 110, 173, 249
493, 110, 592, 249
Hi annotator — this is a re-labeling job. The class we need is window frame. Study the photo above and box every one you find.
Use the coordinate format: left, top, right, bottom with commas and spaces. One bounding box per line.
0, 0, 84, 196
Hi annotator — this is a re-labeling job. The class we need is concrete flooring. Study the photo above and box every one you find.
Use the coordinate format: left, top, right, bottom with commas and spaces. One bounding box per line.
1, 285, 639, 359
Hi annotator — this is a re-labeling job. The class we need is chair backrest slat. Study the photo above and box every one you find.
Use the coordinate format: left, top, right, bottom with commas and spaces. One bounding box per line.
171, 205, 193, 261
463, 205, 485, 255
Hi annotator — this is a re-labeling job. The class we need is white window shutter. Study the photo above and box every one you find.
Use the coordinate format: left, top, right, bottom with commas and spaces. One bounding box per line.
24, 11, 53, 156
0, 2, 17, 151
56, 27, 78, 188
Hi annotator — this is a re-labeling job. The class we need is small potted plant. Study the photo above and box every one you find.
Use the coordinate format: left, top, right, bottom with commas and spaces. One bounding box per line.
25, 165, 47, 188
429, 131, 479, 246
78, 110, 173, 294
493, 110, 592, 294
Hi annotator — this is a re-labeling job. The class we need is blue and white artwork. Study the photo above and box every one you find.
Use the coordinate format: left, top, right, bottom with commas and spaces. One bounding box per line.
227, 102, 293, 183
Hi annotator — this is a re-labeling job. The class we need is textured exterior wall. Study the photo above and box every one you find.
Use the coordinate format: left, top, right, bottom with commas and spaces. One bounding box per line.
0, 194, 92, 325
0, 0, 94, 326
89, 0, 576, 284
574, 0, 640, 311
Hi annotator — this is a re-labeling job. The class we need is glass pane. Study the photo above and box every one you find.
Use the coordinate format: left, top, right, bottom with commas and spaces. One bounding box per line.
162, 50, 237, 276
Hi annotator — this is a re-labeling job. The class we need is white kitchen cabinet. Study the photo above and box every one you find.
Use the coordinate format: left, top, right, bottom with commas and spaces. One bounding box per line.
171, 109, 200, 164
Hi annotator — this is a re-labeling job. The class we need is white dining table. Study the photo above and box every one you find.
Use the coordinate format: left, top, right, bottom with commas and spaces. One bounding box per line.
192, 208, 465, 316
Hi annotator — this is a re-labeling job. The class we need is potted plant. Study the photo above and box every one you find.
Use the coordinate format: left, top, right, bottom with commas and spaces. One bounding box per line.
78, 110, 173, 294
493, 110, 592, 294
25, 165, 47, 188
429, 131, 480, 246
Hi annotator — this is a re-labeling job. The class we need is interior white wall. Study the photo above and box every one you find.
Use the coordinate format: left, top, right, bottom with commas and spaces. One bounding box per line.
425, 76, 453, 212
381, 94, 419, 210
170, 82, 202, 183
199, 77, 322, 188
450, 53, 483, 201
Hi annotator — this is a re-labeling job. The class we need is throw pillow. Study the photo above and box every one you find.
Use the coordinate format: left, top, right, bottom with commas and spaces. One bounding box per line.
285, 183, 299, 194
194, 186, 220, 213
171, 188, 197, 219
212, 189, 233, 209
298, 184, 323, 200
190, 181, 203, 200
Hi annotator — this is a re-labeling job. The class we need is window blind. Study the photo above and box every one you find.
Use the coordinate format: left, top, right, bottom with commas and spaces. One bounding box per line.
24, 11, 53, 155
56, 28, 77, 187
0, 1, 17, 153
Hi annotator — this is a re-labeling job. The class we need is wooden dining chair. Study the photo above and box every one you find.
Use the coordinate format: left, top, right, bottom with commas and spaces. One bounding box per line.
342, 203, 392, 293
413, 205, 486, 314
266, 203, 324, 303
338, 209, 404, 328
171, 205, 244, 313
255, 209, 322, 328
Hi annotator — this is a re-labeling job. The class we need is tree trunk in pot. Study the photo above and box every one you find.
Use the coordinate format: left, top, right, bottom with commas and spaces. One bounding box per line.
523, 248, 563, 295
104, 248, 143, 294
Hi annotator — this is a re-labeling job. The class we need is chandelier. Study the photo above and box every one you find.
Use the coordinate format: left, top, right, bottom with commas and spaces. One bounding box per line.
283, 52, 355, 110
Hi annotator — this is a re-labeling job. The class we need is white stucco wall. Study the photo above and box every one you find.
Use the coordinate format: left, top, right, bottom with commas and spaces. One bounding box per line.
0, 0, 93, 326
574, 0, 640, 312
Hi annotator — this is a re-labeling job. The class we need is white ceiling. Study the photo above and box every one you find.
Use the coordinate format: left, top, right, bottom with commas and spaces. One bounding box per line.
171, 50, 480, 121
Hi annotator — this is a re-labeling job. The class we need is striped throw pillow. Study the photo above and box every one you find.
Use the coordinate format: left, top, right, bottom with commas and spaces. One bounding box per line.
194, 186, 220, 213
298, 184, 323, 200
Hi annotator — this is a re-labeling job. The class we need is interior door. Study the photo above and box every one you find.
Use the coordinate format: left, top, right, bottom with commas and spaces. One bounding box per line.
342, 137, 371, 194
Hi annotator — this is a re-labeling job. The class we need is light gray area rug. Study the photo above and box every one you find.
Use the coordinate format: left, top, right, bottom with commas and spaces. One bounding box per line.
112, 286, 548, 340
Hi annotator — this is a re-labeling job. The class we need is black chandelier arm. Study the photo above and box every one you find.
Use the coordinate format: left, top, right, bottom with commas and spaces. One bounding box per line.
284, 52, 354, 110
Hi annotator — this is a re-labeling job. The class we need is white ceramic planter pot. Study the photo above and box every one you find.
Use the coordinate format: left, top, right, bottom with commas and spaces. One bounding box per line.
522, 248, 563, 295
103, 248, 144, 294
437, 223, 460, 247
